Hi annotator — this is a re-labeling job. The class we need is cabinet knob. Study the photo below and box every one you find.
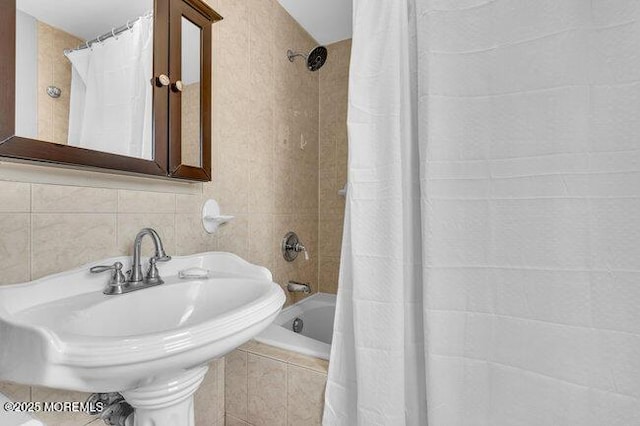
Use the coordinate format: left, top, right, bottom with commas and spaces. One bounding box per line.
155, 74, 170, 87
171, 80, 184, 92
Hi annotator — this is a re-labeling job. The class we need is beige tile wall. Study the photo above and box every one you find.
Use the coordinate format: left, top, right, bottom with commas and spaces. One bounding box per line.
318, 39, 351, 294
0, 0, 325, 424
37, 21, 83, 145
225, 341, 328, 426
206, 0, 320, 306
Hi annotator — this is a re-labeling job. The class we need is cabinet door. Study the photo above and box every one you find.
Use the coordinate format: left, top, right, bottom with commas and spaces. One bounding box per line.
0, 0, 172, 178
168, 0, 220, 181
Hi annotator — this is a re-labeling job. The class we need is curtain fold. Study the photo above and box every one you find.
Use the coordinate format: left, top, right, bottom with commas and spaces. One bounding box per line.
325, 0, 640, 425
323, 0, 427, 424
65, 13, 154, 160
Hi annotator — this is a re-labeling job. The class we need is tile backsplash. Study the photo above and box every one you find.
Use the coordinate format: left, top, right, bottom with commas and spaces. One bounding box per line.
0, 183, 213, 283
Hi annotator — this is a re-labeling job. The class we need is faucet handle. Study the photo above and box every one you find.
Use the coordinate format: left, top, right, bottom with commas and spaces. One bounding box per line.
145, 257, 165, 285
90, 262, 126, 286
295, 243, 310, 261
282, 232, 309, 262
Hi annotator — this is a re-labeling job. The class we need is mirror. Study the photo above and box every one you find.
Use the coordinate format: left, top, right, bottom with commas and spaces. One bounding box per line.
14, 0, 155, 160
180, 17, 202, 168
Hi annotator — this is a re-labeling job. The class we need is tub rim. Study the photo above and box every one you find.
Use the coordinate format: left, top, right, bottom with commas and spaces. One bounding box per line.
255, 292, 336, 360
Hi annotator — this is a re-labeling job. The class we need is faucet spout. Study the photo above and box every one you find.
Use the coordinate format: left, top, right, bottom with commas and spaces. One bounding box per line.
130, 228, 171, 283
287, 281, 311, 294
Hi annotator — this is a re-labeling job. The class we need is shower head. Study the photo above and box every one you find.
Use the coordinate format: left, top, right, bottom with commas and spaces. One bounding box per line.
306, 46, 328, 71
287, 46, 328, 72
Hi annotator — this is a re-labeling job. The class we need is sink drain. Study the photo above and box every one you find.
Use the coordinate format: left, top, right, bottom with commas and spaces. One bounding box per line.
292, 317, 303, 333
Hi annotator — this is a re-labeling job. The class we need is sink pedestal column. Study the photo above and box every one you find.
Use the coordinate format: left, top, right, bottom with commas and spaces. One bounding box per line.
121, 365, 208, 426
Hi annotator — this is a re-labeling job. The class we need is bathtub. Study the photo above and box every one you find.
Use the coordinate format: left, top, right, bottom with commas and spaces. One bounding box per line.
255, 292, 336, 360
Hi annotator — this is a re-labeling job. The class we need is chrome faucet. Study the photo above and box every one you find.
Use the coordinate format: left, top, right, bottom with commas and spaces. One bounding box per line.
129, 228, 171, 284
91, 228, 171, 295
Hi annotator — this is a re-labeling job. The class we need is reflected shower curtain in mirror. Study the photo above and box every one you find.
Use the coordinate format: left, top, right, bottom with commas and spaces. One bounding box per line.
65, 13, 153, 159
324, 0, 640, 425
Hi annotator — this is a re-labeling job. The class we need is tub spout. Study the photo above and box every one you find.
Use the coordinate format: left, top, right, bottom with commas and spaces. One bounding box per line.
287, 281, 311, 294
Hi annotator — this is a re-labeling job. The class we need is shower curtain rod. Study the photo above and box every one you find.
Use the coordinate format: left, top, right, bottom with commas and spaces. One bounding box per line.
64, 11, 153, 54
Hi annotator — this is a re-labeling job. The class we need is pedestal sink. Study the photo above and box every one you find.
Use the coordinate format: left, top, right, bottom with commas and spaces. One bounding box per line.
0, 252, 285, 425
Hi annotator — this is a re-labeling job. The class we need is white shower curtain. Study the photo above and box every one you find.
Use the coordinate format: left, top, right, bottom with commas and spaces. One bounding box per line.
325, 0, 640, 425
66, 13, 154, 159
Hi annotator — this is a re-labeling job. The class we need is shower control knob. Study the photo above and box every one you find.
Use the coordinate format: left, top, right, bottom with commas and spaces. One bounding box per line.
155, 74, 170, 87
282, 231, 309, 262
171, 80, 184, 92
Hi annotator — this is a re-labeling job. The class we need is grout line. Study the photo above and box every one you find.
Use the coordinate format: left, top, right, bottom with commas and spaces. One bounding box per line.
317, 57, 322, 295
83, 417, 100, 426
28, 184, 33, 282
27, 184, 33, 282
174, 209, 178, 255
238, 348, 328, 375
245, 350, 249, 423
284, 358, 289, 426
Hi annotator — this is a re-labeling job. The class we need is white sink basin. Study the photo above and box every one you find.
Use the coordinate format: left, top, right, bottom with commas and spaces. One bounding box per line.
0, 252, 285, 425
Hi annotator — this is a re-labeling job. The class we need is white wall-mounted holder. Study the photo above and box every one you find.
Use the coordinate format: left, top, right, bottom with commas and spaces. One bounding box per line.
338, 184, 347, 197
202, 199, 234, 234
